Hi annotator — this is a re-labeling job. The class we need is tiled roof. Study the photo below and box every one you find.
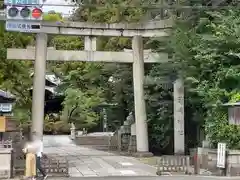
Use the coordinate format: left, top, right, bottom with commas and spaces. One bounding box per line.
223, 102, 240, 106
30, 72, 61, 86
45, 74, 61, 86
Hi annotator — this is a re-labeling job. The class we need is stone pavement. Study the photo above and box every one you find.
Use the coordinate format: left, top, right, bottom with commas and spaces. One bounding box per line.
43, 135, 157, 177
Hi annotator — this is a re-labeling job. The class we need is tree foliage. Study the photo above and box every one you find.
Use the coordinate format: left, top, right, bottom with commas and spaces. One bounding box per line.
61, 88, 104, 128
43, 11, 63, 22
67, 0, 176, 152
0, 23, 33, 124
48, 34, 106, 129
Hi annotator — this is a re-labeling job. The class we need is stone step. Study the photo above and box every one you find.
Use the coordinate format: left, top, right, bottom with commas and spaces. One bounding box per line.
74, 136, 110, 146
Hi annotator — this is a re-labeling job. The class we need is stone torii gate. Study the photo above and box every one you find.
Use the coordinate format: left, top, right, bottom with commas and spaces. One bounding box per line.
7, 19, 185, 155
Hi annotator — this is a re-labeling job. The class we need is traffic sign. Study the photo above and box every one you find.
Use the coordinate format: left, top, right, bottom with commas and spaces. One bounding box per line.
31, 7, 42, 19
5, 20, 41, 33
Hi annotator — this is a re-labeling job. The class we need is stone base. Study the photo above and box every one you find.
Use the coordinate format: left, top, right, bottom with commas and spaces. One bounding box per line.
119, 152, 132, 156
132, 151, 153, 157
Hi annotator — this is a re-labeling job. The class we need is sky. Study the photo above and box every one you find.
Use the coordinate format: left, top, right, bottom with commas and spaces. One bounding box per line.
42, 0, 75, 16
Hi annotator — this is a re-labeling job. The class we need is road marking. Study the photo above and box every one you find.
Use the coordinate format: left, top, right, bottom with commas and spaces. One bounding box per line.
83, 174, 98, 177
170, 175, 240, 179
120, 170, 136, 175
120, 162, 133, 166
161, 172, 172, 176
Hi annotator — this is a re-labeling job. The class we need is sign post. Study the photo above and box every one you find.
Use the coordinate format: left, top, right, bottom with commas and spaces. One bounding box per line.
217, 142, 227, 176
5, 0, 47, 140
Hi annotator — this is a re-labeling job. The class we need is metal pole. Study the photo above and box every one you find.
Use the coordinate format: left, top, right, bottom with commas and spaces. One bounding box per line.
103, 108, 107, 132
31, 33, 48, 140
132, 36, 149, 152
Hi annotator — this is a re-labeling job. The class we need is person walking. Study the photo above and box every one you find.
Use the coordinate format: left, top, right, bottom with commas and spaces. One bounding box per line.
34, 135, 48, 180
22, 139, 37, 180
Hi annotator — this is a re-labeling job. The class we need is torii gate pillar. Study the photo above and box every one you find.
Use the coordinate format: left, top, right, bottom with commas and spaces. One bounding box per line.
132, 36, 151, 155
31, 33, 48, 140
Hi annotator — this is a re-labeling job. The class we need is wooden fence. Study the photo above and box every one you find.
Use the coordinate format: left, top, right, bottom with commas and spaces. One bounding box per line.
157, 155, 191, 175
42, 157, 69, 176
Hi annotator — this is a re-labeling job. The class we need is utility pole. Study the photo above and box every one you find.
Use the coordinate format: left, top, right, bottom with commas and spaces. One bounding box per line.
31, 33, 48, 140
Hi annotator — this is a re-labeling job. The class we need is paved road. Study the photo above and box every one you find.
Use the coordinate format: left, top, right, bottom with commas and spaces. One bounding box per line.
43, 135, 157, 177
38, 175, 240, 180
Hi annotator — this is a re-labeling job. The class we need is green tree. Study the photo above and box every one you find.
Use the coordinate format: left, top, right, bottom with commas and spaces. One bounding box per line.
43, 11, 63, 22
61, 88, 104, 129
71, 0, 150, 125
0, 23, 33, 125
70, 0, 176, 152
170, 8, 240, 149
48, 34, 107, 130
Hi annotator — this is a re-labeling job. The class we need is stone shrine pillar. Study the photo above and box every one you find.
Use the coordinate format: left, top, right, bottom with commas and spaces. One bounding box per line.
173, 78, 185, 154
131, 123, 136, 136
128, 123, 137, 153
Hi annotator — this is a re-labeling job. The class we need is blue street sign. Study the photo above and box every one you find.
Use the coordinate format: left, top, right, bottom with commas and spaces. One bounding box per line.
4, 0, 41, 5
5, 20, 41, 33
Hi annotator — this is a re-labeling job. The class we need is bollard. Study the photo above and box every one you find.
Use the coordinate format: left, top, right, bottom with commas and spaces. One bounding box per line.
194, 153, 200, 174
156, 158, 162, 176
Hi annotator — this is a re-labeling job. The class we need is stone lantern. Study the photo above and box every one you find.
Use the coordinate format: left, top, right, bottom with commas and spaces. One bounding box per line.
70, 123, 76, 140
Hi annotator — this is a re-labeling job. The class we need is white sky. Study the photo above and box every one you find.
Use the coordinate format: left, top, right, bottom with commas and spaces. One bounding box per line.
42, 0, 75, 16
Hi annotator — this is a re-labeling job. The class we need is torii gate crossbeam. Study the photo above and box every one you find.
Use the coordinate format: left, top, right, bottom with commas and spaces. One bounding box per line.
7, 49, 170, 63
